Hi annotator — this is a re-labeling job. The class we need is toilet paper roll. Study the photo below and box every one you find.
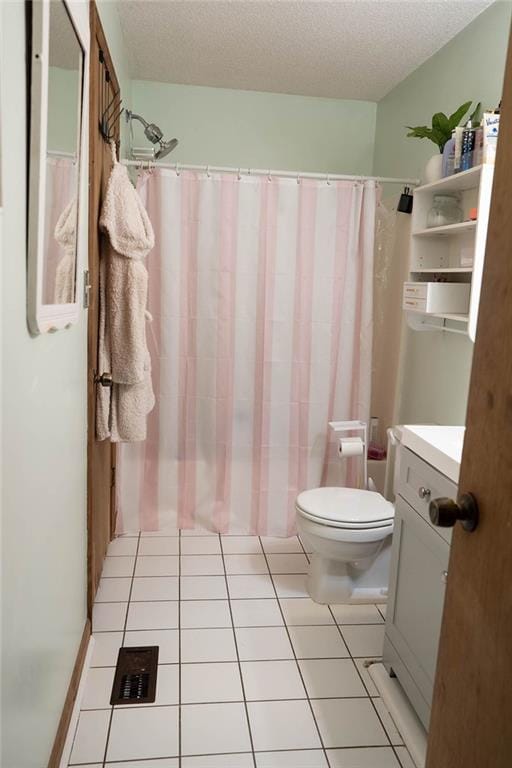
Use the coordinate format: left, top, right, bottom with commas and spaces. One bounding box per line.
338, 437, 364, 457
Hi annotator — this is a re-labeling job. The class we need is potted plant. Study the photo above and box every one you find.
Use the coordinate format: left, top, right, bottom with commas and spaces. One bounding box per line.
407, 102, 480, 182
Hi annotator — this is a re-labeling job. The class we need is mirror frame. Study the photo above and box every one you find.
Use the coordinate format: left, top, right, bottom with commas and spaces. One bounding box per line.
27, 0, 87, 335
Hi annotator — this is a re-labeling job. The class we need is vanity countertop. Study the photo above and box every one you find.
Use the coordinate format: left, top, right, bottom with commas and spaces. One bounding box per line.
401, 425, 465, 483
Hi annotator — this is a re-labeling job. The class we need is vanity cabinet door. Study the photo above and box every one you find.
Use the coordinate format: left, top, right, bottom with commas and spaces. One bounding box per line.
385, 494, 450, 727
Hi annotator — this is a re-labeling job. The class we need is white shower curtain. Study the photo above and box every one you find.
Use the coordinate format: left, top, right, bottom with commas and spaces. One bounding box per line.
117, 169, 377, 536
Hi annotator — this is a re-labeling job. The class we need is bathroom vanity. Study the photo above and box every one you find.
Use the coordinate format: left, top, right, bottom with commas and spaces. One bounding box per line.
384, 425, 464, 730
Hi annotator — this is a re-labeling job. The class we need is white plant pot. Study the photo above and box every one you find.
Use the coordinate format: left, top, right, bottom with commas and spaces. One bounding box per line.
423, 153, 443, 184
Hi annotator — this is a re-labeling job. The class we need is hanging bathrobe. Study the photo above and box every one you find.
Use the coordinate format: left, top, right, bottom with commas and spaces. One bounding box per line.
96, 143, 155, 442
53, 197, 77, 304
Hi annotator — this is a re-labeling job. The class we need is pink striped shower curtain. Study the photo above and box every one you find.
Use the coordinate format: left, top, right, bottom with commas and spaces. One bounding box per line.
117, 169, 377, 536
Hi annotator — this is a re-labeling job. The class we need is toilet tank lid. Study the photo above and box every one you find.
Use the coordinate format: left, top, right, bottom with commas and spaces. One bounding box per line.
296, 487, 394, 525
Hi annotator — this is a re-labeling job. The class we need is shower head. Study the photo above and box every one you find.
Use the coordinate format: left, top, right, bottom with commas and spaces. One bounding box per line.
155, 137, 179, 159
126, 110, 178, 159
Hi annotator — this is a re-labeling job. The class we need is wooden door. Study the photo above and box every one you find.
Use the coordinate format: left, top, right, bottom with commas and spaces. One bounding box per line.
87, 3, 120, 614
426, 26, 512, 768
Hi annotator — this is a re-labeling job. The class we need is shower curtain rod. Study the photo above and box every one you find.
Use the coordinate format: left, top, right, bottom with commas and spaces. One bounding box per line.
121, 159, 420, 186
47, 150, 77, 159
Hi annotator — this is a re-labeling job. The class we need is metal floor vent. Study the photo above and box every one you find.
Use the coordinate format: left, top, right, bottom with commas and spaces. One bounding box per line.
110, 646, 159, 706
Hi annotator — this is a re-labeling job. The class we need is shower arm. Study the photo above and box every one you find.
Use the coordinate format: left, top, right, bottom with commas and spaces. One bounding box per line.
126, 110, 150, 131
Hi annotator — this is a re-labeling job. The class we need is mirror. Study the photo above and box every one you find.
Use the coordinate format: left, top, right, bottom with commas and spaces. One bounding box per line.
28, 0, 85, 334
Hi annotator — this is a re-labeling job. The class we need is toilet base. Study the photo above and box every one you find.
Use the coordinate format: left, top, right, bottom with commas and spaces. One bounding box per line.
306, 544, 391, 605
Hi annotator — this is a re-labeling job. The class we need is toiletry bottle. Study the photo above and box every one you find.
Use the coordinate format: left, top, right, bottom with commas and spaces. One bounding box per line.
454, 125, 464, 173
461, 120, 476, 172
442, 130, 456, 177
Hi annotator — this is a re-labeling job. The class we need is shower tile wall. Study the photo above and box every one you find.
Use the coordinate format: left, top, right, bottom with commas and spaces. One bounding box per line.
67, 530, 414, 768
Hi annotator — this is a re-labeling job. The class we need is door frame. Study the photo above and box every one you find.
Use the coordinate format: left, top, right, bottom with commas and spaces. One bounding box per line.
87, 2, 119, 616
426, 23, 512, 768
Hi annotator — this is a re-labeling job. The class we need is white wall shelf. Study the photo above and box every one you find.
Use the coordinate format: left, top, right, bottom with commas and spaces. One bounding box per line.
404, 163, 494, 340
413, 220, 477, 237
432, 313, 469, 322
411, 267, 473, 274
414, 164, 482, 194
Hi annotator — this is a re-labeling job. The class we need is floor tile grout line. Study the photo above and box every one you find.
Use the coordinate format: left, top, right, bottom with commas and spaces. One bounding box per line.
258, 536, 332, 768
219, 533, 258, 768
107, 551, 310, 558
70, 743, 408, 766
93, 621, 383, 634
80, 692, 382, 713
100, 531, 142, 768
178, 529, 182, 768
101, 569, 312, 579
91, 655, 382, 667
392, 744, 408, 768
297, 534, 312, 563
70, 746, 406, 768
328, 602, 395, 749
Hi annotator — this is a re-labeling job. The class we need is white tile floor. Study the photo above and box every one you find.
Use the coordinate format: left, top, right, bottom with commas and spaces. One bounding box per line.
68, 532, 414, 768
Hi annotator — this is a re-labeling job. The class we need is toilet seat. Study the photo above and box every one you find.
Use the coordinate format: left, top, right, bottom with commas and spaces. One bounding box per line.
296, 487, 394, 530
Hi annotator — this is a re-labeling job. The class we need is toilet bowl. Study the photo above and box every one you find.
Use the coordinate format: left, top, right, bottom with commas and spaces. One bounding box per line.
296, 486, 394, 604
296, 426, 402, 605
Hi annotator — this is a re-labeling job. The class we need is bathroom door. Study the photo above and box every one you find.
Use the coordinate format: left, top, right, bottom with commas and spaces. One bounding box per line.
426, 25, 512, 768
87, 3, 119, 615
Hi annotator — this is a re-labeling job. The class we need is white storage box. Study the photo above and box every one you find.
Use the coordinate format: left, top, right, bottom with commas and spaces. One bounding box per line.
403, 282, 470, 315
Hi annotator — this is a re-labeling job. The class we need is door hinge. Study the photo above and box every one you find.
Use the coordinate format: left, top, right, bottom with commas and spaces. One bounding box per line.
83, 269, 92, 309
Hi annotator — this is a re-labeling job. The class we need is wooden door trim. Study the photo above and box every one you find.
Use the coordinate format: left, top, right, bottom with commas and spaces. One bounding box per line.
87, 2, 120, 616
47, 620, 91, 768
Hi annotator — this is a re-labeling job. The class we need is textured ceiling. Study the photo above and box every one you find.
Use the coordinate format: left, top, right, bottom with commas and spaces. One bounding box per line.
117, 0, 492, 100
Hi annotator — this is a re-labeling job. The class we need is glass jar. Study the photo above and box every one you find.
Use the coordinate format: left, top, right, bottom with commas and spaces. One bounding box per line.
427, 194, 463, 228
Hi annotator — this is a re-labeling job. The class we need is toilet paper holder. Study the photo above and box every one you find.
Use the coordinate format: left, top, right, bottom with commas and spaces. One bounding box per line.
328, 420, 368, 489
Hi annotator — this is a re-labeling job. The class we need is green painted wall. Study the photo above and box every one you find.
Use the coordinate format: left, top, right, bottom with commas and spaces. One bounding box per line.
96, 0, 133, 154
131, 80, 377, 174
1, 2, 89, 765
374, 1, 512, 426
47, 67, 80, 154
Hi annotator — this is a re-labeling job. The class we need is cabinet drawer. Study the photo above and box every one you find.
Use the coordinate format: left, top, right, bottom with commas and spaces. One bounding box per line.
403, 297, 427, 312
398, 446, 456, 544
402, 281, 470, 315
403, 283, 428, 299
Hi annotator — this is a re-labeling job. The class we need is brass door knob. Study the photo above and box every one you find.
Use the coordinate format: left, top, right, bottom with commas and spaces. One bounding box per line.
429, 493, 479, 532
95, 371, 113, 388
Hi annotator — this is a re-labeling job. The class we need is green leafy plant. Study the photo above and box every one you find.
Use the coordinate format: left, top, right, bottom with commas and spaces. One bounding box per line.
406, 102, 481, 153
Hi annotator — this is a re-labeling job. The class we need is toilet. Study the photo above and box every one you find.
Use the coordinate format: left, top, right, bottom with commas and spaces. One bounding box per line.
296, 426, 401, 605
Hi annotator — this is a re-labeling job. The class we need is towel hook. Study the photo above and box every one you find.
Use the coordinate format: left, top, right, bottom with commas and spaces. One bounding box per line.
100, 93, 123, 141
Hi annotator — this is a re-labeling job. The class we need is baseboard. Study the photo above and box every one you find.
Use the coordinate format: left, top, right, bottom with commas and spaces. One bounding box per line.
47, 618, 92, 768
368, 661, 427, 768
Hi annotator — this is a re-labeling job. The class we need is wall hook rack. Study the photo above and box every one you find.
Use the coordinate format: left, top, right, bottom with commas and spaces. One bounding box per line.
100, 93, 123, 142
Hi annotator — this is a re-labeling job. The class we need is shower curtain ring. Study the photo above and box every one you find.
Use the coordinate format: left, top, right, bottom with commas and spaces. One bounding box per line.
297, 174, 301, 185
267, 170, 272, 182
206, 165, 210, 178
237, 168, 242, 180
326, 174, 331, 186
175, 162, 180, 176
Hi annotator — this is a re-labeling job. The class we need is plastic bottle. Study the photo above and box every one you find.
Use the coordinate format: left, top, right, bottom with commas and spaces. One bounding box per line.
442, 130, 456, 177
